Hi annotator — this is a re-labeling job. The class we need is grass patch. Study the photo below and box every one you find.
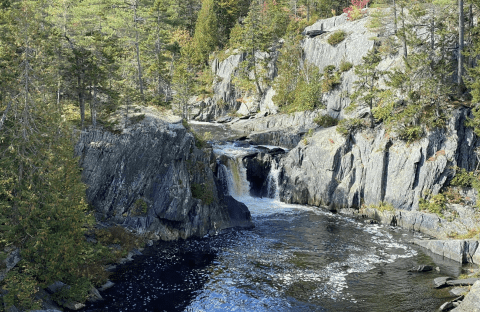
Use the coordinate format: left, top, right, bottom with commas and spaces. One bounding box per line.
327, 30, 346, 46
370, 202, 395, 212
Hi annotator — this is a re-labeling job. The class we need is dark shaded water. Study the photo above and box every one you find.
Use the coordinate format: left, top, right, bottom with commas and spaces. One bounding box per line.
83, 198, 462, 312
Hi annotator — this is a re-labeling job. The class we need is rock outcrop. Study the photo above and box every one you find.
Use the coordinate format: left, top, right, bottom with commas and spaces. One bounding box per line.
75, 108, 253, 240
452, 280, 480, 312
279, 108, 479, 211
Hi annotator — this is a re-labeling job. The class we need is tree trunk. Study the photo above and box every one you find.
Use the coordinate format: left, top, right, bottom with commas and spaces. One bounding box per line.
0, 97, 11, 132
458, 0, 464, 97
91, 83, 97, 128
252, 48, 263, 97
65, 36, 85, 129
393, 0, 397, 34
401, 5, 407, 60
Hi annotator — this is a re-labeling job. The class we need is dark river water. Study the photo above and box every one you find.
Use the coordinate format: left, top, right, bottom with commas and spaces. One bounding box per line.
82, 137, 463, 312
83, 197, 462, 312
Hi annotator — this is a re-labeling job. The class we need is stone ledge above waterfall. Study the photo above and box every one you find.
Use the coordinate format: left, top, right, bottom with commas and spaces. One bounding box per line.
75, 107, 253, 240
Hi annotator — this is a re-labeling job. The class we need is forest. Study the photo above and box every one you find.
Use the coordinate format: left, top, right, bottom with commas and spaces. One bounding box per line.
1, 0, 480, 309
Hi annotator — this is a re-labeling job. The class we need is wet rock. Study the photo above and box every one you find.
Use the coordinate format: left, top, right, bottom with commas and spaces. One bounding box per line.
434, 276, 453, 288
450, 287, 469, 296
222, 196, 253, 230
447, 278, 480, 286
440, 296, 463, 311
452, 280, 480, 311
99, 280, 115, 291
216, 116, 232, 123
87, 287, 103, 303
64, 301, 86, 310
408, 265, 433, 273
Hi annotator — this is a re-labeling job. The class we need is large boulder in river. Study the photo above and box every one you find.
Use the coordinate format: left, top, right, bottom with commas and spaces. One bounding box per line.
279, 108, 479, 211
75, 107, 253, 240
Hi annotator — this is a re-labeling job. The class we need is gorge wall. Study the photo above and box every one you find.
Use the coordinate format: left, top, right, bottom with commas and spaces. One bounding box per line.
75, 109, 252, 240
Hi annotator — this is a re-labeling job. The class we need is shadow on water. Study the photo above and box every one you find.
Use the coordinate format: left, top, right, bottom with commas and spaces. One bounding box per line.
82, 237, 222, 312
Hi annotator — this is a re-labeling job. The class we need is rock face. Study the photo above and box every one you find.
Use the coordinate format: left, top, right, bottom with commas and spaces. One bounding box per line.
75, 112, 253, 240
413, 240, 479, 264
452, 280, 480, 312
279, 108, 479, 211
302, 13, 378, 118
0, 248, 20, 282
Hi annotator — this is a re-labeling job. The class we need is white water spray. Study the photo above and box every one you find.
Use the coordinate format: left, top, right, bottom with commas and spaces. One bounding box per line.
266, 158, 281, 200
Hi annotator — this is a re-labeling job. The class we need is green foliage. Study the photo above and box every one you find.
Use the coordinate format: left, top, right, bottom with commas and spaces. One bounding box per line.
336, 117, 369, 135
367, 8, 387, 30
132, 198, 149, 215
327, 30, 347, 46
192, 0, 218, 65
450, 167, 480, 196
369, 201, 395, 212
419, 193, 446, 218
314, 114, 339, 127
321, 65, 341, 92
339, 60, 353, 72
191, 182, 215, 205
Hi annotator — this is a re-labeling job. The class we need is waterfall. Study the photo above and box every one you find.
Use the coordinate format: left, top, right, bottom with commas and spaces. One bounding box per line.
266, 158, 280, 200
217, 157, 251, 199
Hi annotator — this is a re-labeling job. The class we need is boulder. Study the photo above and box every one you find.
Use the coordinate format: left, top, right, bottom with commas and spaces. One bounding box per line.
452, 280, 480, 312
450, 287, 469, 296
434, 277, 453, 288
408, 265, 433, 273
99, 280, 115, 292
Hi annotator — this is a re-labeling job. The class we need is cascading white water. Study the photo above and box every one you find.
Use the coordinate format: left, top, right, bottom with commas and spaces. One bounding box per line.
217, 159, 250, 198
266, 158, 281, 200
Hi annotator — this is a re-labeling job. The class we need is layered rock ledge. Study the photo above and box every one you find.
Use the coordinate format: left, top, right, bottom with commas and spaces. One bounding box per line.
75, 107, 253, 240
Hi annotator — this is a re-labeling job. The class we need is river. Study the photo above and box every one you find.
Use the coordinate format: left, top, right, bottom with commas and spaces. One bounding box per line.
82, 131, 463, 312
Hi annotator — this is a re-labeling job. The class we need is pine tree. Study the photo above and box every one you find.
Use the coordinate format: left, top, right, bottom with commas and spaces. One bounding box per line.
192, 0, 218, 65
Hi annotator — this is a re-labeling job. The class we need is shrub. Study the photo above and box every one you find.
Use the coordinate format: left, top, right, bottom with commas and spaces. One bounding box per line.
419, 193, 446, 218
321, 65, 341, 92
327, 30, 347, 46
336, 118, 369, 135
398, 126, 423, 142
339, 60, 353, 72
132, 198, 148, 216
314, 114, 338, 127
191, 182, 215, 205
370, 202, 395, 212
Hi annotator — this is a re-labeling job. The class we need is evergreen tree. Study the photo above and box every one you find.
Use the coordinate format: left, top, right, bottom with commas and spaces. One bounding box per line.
192, 0, 219, 65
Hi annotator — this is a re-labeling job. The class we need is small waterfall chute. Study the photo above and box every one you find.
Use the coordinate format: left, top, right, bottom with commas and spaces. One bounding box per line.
266, 158, 281, 200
